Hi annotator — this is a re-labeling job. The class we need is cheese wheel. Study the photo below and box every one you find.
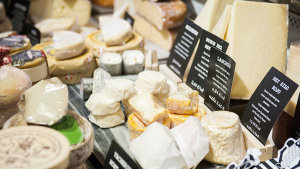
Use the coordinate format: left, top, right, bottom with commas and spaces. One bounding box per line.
35, 17, 76, 36
88, 107, 125, 128
0, 126, 70, 169
53, 31, 85, 60
0, 36, 31, 54
104, 78, 136, 101
201, 111, 246, 165
86, 30, 143, 54
32, 41, 95, 75
0, 66, 32, 108
56, 66, 94, 85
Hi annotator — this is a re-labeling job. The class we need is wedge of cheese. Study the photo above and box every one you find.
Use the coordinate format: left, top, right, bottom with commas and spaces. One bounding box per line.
104, 78, 136, 101
194, 0, 234, 31
226, 1, 288, 99
133, 13, 177, 50
99, 52, 122, 76
99, 16, 132, 46
133, 0, 187, 30
53, 31, 85, 60
88, 108, 125, 128
212, 5, 232, 39
128, 92, 168, 125
21, 77, 68, 126
35, 17, 76, 36
166, 90, 199, 115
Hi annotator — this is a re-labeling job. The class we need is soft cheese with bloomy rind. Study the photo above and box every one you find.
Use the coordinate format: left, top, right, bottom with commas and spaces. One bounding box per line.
226, 1, 288, 99
104, 78, 136, 101
22, 77, 68, 126
99, 16, 132, 46
202, 111, 246, 165
122, 50, 145, 74
88, 108, 125, 128
53, 31, 85, 60
100, 52, 122, 76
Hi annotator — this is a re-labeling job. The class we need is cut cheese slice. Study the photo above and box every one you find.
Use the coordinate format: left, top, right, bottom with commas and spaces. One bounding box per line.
226, 1, 288, 99
133, 13, 177, 50
35, 17, 76, 36
122, 50, 145, 74
212, 5, 232, 39
86, 30, 143, 53
57, 66, 94, 85
21, 77, 68, 126
85, 92, 121, 116
88, 108, 125, 128
166, 90, 199, 115
104, 78, 136, 101
128, 92, 168, 125
99, 16, 132, 46
202, 111, 246, 165
53, 30, 85, 60
135, 70, 170, 95
194, 0, 234, 31
133, 0, 187, 30
99, 52, 122, 76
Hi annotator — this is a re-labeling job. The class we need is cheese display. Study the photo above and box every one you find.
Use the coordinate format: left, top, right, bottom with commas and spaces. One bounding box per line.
166, 90, 199, 115
29, 0, 91, 26
86, 30, 143, 53
128, 92, 168, 125
88, 108, 125, 128
53, 31, 85, 60
226, 1, 288, 99
32, 41, 95, 76
0, 66, 32, 108
194, 0, 234, 31
99, 52, 122, 75
135, 71, 170, 95
133, 0, 187, 30
129, 122, 187, 169
85, 92, 121, 116
99, 16, 132, 45
35, 17, 76, 36
212, 5, 232, 39
201, 111, 246, 165
171, 117, 209, 168
0, 35, 31, 55
92, 68, 111, 93
21, 77, 68, 126
103, 78, 136, 101
57, 67, 94, 85
0, 126, 70, 169
133, 13, 177, 50
122, 50, 145, 74
0, 17, 12, 33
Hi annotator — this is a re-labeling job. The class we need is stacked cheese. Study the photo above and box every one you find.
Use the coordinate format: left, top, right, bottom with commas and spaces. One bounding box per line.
0, 3, 12, 33
32, 31, 95, 84
132, 0, 187, 50
166, 90, 207, 128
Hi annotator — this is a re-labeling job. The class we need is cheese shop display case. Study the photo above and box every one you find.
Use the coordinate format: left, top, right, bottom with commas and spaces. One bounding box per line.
1, 0, 300, 169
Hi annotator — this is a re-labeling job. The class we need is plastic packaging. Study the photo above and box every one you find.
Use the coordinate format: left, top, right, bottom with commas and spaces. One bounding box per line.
103, 78, 136, 101
92, 68, 111, 94
166, 90, 199, 115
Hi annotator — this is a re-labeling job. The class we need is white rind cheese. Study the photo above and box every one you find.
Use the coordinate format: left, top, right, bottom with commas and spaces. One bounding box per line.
88, 108, 125, 128
100, 52, 123, 76
104, 78, 136, 101
122, 50, 145, 74
53, 30, 85, 60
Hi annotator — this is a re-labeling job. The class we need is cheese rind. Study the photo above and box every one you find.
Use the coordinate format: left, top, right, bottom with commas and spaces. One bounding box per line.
212, 5, 232, 39
122, 50, 145, 74
85, 93, 121, 116
104, 78, 136, 101
35, 17, 76, 36
57, 67, 94, 85
99, 52, 122, 76
226, 1, 288, 99
88, 108, 125, 128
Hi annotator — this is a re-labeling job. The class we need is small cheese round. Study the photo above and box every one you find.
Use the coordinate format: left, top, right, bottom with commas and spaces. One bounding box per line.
88, 108, 125, 128
201, 111, 246, 165
122, 50, 145, 74
0, 66, 32, 108
0, 126, 70, 169
35, 17, 76, 36
100, 52, 122, 76
104, 78, 136, 101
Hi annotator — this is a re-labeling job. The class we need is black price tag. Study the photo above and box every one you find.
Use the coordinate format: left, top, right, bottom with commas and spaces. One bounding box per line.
167, 18, 202, 79
293, 93, 300, 139
186, 30, 228, 97
204, 47, 236, 111
22, 23, 40, 46
124, 12, 134, 26
103, 140, 141, 169
7, 0, 30, 32
241, 67, 299, 145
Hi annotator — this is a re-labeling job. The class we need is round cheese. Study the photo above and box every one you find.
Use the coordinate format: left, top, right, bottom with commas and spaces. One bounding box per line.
86, 30, 143, 55
100, 52, 122, 76
22, 60, 48, 82
0, 126, 70, 169
35, 17, 76, 36
104, 78, 136, 101
0, 35, 31, 54
53, 30, 85, 60
0, 17, 12, 33
57, 66, 94, 84
88, 107, 125, 128
122, 50, 144, 74
201, 111, 246, 165
32, 41, 95, 75
0, 66, 32, 108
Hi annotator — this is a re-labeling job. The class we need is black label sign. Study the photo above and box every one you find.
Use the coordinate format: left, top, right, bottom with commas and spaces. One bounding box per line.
22, 23, 40, 46
241, 67, 298, 144
103, 140, 141, 169
186, 30, 228, 97
293, 93, 300, 139
2, 50, 45, 66
204, 47, 236, 111
167, 18, 202, 79
124, 12, 134, 26
8, 0, 30, 32
0, 36, 26, 48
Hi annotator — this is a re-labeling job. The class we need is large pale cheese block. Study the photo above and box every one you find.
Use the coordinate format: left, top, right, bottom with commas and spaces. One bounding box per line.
194, 0, 234, 31
57, 67, 94, 85
88, 108, 125, 128
133, 13, 177, 50
226, 1, 288, 99
133, 0, 187, 30
212, 5, 232, 39
21, 77, 68, 126
35, 17, 76, 36
202, 111, 246, 165
128, 92, 168, 125
99, 16, 132, 46
0, 126, 70, 169
104, 78, 136, 101
53, 31, 85, 60
85, 92, 121, 116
